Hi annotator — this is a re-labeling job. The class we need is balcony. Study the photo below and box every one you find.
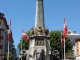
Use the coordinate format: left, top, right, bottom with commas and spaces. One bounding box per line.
0, 45, 2, 49
0, 25, 5, 30
0, 36, 3, 40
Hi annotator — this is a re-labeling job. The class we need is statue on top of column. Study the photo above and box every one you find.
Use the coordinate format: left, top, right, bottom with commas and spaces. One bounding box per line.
30, 27, 49, 36
30, 28, 34, 36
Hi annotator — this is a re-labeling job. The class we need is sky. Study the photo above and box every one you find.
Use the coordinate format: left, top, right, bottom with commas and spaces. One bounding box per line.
0, 0, 80, 48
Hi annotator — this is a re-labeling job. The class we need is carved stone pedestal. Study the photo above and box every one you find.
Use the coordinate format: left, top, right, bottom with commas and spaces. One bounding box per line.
29, 35, 50, 60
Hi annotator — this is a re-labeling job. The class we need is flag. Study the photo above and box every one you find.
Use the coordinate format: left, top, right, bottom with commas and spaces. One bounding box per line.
61, 31, 64, 46
8, 27, 11, 41
63, 17, 68, 60
8, 19, 11, 41
64, 17, 67, 39
22, 29, 30, 42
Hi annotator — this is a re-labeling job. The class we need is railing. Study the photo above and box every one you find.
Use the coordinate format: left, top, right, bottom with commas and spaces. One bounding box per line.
0, 25, 5, 30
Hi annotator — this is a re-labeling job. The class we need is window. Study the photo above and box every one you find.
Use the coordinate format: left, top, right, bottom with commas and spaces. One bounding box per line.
0, 49, 2, 55
68, 31, 71, 34
77, 43, 78, 47
77, 49, 78, 55
0, 30, 1, 36
0, 40, 1, 44
0, 22, 1, 25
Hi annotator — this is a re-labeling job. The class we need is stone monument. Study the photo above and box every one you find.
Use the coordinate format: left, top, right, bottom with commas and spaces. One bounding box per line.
29, 0, 51, 60
19, 0, 51, 60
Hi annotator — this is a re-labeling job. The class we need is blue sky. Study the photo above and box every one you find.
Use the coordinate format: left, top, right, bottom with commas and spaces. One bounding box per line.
0, 0, 80, 48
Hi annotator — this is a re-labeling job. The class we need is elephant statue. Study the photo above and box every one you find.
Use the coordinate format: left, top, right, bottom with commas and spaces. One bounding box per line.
44, 28, 49, 36
30, 28, 34, 36
36, 27, 44, 35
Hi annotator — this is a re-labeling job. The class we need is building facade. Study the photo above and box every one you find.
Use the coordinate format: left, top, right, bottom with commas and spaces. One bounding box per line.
9, 30, 17, 60
67, 30, 80, 57
75, 38, 80, 60
0, 12, 16, 60
0, 12, 9, 60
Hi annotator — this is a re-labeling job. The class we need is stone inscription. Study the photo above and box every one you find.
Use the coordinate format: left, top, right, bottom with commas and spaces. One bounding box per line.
35, 40, 44, 46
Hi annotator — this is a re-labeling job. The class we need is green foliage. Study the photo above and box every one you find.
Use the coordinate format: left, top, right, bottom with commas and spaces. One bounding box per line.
50, 30, 72, 58
50, 30, 61, 50
66, 50, 74, 58
26, 30, 30, 36
17, 30, 30, 52
4, 52, 13, 60
17, 39, 29, 52
65, 37, 73, 52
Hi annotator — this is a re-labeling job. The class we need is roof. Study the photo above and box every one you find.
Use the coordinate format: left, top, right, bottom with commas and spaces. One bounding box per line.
0, 12, 9, 29
68, 34, 80, 35
68, 34, 80, 40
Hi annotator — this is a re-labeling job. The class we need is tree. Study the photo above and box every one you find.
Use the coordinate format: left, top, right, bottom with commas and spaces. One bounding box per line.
66, 50, 74, 58
50, 30, 72, 59
17, 39, 29, 52
17, 30, 30, 52
4, 52, 13, 60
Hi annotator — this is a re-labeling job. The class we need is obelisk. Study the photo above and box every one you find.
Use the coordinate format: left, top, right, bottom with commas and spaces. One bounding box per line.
29, 0, 51, 60
35, 0, 45, 29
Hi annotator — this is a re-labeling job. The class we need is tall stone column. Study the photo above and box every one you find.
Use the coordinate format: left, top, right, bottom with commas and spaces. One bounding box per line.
35, 0, 45, 29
